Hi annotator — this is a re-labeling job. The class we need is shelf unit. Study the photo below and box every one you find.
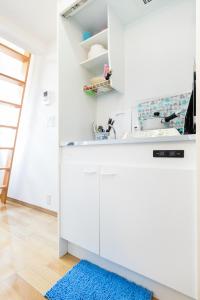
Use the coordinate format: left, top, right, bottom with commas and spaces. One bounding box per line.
77, 6, 124, 94
80, 28, 108, 51
59, 0, 124, 141
80, 51, 108, 74
80, 27, 110, 90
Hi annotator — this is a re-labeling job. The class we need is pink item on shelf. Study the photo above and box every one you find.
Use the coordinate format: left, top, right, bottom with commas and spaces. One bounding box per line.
104, 64, 110, 79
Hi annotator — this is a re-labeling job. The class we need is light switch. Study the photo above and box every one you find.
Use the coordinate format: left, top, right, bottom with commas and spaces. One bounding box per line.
47, 115, 56, 128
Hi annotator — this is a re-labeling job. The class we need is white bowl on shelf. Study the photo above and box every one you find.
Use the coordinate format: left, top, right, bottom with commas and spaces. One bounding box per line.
88, 44, 107, 59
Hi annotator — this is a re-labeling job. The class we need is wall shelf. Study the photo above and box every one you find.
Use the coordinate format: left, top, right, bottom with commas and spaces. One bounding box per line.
84, 80, 113, 96
80, 29, 108, 51
80, 51, 108, 74
59, 2, 124, 142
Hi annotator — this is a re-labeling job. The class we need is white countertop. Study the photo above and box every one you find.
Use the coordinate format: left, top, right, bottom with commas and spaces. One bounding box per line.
60, 134, 196, 147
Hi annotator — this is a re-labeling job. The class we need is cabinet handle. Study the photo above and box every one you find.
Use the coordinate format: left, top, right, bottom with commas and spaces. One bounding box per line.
101, 172, 117, 176
83, 170, 97, 175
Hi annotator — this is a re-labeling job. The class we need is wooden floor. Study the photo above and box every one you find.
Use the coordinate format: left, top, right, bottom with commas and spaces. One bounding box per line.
0, 200, 79, 299
0, 200, 157, 300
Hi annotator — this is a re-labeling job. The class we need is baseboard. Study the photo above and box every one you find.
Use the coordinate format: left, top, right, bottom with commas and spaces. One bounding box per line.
8, 197, 57, 217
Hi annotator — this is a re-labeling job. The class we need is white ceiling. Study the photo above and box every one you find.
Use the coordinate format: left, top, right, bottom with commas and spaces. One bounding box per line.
0, 0, 57, 44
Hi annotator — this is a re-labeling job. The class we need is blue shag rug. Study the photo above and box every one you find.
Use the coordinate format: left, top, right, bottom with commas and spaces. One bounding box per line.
45, 260, 153, 300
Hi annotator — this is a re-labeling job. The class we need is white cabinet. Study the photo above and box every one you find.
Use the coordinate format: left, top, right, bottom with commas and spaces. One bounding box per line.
100, 165, 196, 298
60, 162, 99, 254
60, 159, 196, 298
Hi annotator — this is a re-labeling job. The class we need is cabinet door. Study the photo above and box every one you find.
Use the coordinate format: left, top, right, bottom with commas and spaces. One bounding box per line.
61, 162, 99, 254
100, 165, 195, 298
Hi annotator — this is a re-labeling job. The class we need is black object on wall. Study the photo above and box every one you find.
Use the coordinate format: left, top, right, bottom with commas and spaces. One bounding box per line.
184, 71, 196, 134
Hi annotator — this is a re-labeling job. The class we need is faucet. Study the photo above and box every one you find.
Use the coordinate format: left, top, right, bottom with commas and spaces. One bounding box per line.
110, 125, 117, 139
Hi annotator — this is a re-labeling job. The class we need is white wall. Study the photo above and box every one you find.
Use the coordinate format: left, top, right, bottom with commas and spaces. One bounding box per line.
0, 16, 47, 54
96, 0, 195, 126
8, 43, 59, 212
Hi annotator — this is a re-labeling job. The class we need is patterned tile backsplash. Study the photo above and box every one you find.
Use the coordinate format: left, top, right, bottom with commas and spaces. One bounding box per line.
137, 92, 192, 134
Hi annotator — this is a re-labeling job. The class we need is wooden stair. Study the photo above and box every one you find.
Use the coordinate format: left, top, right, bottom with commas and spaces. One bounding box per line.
0, 73, 25, 86
0, 100, 22, 108
0, 125, 17, 129
0, 42, 31, 204
0, 43, 29, 62
0, 185, 7, 189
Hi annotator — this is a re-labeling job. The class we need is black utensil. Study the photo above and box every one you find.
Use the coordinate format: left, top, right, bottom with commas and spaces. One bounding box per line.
107, 119, 115, 132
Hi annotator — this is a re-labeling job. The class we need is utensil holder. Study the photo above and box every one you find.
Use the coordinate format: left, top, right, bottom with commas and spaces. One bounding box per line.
95, 132, 109, 140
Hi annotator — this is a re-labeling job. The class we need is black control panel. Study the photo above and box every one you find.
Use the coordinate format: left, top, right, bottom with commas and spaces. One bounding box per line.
153, 150, 184, 158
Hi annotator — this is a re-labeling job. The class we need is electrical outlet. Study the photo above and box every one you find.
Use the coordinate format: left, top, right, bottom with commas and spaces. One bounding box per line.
47, 115, 56, 128
46, 195, 52, 206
